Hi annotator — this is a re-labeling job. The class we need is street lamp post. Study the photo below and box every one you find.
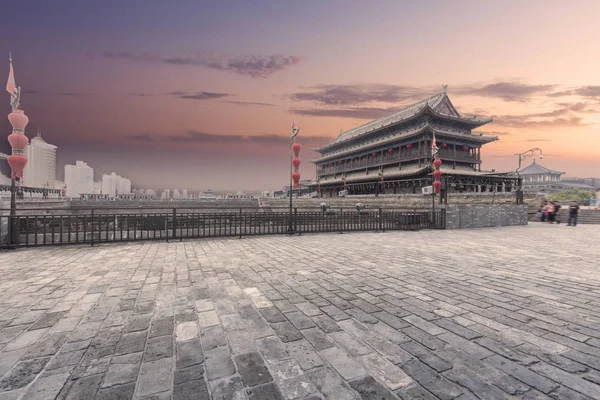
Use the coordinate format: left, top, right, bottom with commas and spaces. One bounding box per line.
514, 148, 543, 204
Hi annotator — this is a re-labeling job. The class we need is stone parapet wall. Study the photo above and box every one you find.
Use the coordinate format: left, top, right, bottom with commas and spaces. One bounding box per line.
265, 193, 540, 210
445, 204, 528, 229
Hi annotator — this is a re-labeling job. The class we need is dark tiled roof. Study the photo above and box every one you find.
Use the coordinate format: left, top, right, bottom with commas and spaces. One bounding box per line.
316, 90, 491, 152
518, 161, 565, 175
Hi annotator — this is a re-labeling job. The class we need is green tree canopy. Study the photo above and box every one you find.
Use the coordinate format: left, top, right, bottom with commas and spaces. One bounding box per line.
547, 188, 594, 202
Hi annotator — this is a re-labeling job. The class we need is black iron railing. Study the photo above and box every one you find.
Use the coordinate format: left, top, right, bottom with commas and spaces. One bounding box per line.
0, 207, 445, 248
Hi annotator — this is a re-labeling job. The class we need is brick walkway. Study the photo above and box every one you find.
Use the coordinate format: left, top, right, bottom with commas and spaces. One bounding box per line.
0, 224, 599, 399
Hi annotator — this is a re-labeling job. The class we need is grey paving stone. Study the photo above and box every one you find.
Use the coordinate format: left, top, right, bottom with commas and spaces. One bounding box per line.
256, 335, 290, 364
23, 333, 68, 359
124, 313, 152, 332
136, 357, 173, 397
0, 357, 49, 391
174, 364, 204, 385
200, 325, 228, 351
174, 378, 211, 400
311, 314, 342, 333
209, 375, 247, 400
259, 307, 287, 323
401, 358, 464, 400
102, 362, 140, 387
149, 316, 175, 338
485, 355, 559, 394
46, 348, 86, 370
29, 311, 66, 330
271, 321, 303, 343
246, 382, 284, 400
234, 351, 273, 387
20, 371, 70, 400
205, 346, 236, 381
349, 375, 400, 400
95, 382, 136, 400
176, 338, 204, 368
285, 311, 317, 330
279, 374, 319, 399
144, 335, 173, 361
320, 346, 366, 380
115, 330, 147, 355
301, 327, 335, 351
358, 353, 413, 390
394, 381, 439, 400
305, 367, 361, 400
61, 374, 104, 400
329, 331, 373, 356
287, 339, 325, 370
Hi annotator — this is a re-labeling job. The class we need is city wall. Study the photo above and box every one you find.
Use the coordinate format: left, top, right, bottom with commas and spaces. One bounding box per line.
266, 194, 532, 230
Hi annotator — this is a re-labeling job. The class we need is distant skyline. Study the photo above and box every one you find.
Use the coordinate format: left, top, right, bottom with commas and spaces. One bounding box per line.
1, 0, 598, 191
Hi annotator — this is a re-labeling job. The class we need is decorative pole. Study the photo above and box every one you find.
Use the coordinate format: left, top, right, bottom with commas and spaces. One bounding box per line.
514, 148, 543, 205
432, 134, 442, 226
288, 116, 300, 235
5, 54, 29, 246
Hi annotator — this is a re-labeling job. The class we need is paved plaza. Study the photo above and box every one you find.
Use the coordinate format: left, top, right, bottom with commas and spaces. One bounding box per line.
0, 224, 599, 400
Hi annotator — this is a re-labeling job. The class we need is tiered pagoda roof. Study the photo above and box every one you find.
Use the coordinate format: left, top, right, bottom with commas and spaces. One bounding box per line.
314, 88, 493, 153
518, 160, 565, 175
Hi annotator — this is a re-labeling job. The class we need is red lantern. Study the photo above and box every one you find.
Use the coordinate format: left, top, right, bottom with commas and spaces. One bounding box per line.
463, 146, 469, 151
433, 158, 442, 169
292, 143, 301, 155
406, 144, 412, 150
338, 161, 342, 164
441, 143, 447, 149
292, 157, 301, 169
433, 180, 442, 194
388, 148, 393, 154
8, 133, 29, 150
328, 163, 332, 167
372, 152, 377, 157
433, 170, 442, 179
7, 154, 27, 173
292, 172, 301, 183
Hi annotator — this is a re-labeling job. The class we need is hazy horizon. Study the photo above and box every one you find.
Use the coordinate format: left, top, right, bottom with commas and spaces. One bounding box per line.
1, 0, 599, 191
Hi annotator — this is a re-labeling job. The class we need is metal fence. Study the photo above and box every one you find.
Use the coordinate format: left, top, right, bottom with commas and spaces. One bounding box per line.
0, 207, 445, 249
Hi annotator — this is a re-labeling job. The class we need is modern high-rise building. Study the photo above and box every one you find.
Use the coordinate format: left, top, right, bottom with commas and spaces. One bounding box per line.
64, 161, 94, 198
101, 172, 131, 198
23, 133, 57, 188
0, 173, 10, 185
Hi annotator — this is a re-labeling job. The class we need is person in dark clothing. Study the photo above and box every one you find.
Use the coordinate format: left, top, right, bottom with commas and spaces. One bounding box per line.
568, 201, 580, 226
553, 202, 562, 224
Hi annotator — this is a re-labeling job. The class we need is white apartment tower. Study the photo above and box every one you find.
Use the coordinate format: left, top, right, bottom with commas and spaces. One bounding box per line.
23, 131, 57, 188
102, 172, 131, 198
64, 161, 94, 198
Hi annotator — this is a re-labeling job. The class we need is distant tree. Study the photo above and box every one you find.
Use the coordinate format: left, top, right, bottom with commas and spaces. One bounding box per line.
548, 188, 594, 203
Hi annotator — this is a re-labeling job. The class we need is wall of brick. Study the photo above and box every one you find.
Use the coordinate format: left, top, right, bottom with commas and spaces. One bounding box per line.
445, 204, 528, 229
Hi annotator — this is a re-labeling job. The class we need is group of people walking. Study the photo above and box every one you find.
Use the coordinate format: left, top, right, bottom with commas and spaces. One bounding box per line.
538, 200, 580, 226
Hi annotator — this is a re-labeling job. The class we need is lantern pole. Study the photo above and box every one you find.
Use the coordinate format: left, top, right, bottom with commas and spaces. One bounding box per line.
288, 153, 293, 235
5, 54, 29, 247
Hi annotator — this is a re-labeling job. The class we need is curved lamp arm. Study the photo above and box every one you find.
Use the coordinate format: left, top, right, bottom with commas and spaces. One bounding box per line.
514, 148, 543, 190
515, 148, 543, 174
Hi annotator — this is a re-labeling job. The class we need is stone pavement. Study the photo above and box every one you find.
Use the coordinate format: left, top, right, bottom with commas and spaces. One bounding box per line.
0, 223, 599, 400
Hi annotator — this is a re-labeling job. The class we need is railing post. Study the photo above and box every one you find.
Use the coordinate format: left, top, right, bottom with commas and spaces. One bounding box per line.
172, 208, 177, 240
239, 208, 242, 239
378, 208, 382, 232
90, 209, 94, 247
294, 208, 298, 235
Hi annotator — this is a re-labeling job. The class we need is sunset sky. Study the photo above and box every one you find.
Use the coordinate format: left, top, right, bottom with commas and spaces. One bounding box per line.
0, 0, 598, 191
